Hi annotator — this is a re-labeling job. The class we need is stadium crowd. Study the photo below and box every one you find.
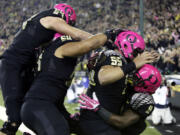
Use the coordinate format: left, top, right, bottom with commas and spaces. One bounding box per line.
0, 0, 180, 74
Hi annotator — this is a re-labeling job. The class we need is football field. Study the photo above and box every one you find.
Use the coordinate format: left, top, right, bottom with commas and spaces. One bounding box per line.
0, 90, 161, 135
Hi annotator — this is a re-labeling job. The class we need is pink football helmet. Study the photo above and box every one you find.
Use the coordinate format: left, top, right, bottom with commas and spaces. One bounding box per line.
133, 64, 162, 94
54, 3, 76, 26
114, 31, 145, 59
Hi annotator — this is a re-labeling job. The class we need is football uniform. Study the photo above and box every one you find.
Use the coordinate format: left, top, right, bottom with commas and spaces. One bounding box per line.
21, 36, 78, 135
0, 8, 65, 124
121, 86, 154, 135
79, 50, 128, 135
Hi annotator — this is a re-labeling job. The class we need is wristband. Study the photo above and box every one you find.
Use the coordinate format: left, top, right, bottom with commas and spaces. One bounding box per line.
97, 106, 112, 122
121, 62, 136, 75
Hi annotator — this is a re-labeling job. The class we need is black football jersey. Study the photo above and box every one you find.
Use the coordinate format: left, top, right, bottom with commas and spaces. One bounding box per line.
40, 35, 77, 81
25, 36, 77, 102
81, 50, 129, 120
3, 8, 65, 66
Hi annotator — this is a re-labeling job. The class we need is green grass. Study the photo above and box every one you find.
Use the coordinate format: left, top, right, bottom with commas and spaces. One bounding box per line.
0, 91, 4, 106
0, 90, 161, 135
140, 121, 161, 135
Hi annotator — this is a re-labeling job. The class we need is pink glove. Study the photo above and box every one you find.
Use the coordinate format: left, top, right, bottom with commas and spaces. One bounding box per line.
78, 94, 100, 112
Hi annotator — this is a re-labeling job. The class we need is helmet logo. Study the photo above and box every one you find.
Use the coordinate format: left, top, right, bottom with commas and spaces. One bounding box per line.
65, 7, 73, 17
126, 34, 137, 43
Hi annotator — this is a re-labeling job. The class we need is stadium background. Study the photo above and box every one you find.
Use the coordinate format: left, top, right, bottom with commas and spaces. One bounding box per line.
0, 0, 180, 134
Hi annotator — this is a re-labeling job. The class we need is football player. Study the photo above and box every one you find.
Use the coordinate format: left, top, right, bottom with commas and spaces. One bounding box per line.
77, 31, 159, 135
20, 30, 122, 135
79, 64, 162, 135
0, 3, 92, 135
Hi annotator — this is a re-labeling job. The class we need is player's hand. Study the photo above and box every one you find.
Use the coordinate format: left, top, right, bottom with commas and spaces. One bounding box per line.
130, 93, 154, 118
149, 50, 160, 62
133, 51, 160, 69
104, 29, 123, 50
78, 94, 100, 112
104, 29, 123, 41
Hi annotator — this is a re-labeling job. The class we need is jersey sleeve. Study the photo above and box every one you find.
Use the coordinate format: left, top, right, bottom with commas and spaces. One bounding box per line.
139, 103, 154, 118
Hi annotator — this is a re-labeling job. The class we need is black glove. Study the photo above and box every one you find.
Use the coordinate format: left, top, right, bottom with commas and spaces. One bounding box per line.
104, 29, 124, 50
130, 93, 154, 118
104, 29, 124, 41
104, 40, 118, 50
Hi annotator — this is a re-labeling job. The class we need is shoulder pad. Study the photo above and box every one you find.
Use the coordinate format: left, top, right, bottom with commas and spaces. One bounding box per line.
103, 50, 122, 57
103, 50, 126, 62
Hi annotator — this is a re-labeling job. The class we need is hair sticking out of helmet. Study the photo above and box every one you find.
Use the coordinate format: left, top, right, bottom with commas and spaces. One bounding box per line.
114, 31, 145, 59
54, 3, 76, 26
133, 64, 162, 94
53, 33, 64, 40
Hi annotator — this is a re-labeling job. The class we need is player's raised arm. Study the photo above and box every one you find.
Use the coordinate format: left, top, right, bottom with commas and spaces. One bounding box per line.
54, 30, 121, 58
97, 51, 159, 85
40, 17, 92, 40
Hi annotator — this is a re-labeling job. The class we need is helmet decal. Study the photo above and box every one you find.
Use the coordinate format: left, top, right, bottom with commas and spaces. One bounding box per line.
126, 34, 137, 44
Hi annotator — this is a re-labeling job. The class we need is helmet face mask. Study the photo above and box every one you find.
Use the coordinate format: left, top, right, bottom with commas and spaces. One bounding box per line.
133, 64, 162, 94
114, 31, 145, 59
131, 48, 144, 58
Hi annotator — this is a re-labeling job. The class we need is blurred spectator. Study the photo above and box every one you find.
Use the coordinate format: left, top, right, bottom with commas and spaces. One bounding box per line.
66, 77, 87, 104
